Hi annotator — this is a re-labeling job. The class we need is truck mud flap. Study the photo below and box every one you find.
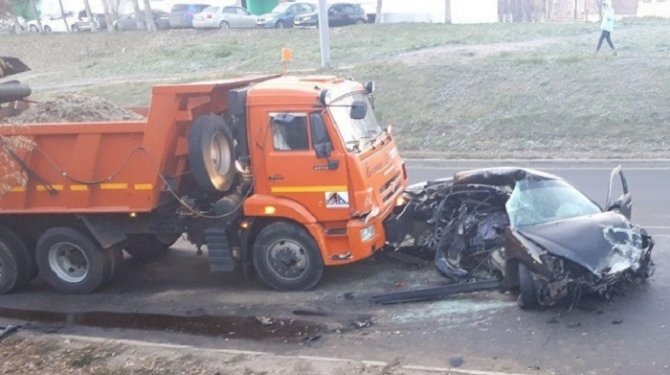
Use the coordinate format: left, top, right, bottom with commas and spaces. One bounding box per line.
370, 279, 501, 305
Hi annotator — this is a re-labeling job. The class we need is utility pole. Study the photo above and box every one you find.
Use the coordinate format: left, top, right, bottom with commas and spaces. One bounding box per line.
317, 0, 331, 69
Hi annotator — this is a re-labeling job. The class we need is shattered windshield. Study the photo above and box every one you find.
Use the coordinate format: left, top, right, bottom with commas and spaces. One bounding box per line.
506, 179, 601, 229
329, 92, 382, 152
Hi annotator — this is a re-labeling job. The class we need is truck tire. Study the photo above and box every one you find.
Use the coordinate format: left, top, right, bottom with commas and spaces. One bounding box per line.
0, 241, 20, 293
518, 263, 539, 309
189, 114, 237, 194
252, 222, 324, 291
124, 234, 178, 261
36, 227, 109, 294
0, 226, 34, 290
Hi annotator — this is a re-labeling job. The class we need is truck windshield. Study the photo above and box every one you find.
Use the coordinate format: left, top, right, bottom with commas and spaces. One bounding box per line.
329, 92, 383, 152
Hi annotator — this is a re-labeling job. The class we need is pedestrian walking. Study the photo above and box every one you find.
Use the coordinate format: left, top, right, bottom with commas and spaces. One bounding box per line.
596, 0, 616, 55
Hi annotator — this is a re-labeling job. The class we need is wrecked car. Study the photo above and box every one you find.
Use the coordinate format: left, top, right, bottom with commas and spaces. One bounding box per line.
401, 167, 654, 309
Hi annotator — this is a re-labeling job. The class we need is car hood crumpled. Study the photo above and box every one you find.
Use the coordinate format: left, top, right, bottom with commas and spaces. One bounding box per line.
517, 211, 648, 277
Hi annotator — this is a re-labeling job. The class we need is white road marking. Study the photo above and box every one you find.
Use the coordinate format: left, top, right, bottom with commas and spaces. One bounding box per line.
56, 333, 531, 375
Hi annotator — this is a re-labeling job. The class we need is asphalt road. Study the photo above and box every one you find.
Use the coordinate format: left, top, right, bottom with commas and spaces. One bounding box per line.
1, 159, 668, 375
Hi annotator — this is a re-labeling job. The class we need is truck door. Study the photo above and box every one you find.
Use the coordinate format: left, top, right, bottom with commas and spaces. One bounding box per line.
264, 112, 350, 220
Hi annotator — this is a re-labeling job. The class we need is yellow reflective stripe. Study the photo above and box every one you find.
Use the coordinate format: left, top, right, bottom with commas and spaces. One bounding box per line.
70, 185, 89, 191
271, 185, 348, 193
9, 187, 25, 192
134, 184, 153, 191
36, 185, 63, 192
100, 183, 128, 190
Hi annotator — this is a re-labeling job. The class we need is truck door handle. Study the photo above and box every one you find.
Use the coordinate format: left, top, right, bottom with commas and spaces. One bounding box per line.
269, 175, 283, 181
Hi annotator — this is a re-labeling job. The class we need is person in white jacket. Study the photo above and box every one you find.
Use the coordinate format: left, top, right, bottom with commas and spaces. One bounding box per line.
596, 0, 616, 54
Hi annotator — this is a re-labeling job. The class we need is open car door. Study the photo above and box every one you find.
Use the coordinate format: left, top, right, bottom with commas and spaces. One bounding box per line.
606, 165, 632, 219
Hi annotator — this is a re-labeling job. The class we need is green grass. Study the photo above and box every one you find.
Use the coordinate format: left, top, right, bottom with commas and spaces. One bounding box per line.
3, 19, 670, 158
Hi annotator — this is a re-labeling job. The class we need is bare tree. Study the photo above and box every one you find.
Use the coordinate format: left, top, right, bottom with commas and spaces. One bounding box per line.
27, 0, 43, 31
83, 0, 98, 31
131, 0, 144, 29
101, 0, 114, 32
142, 0, 156, 31
57, 0, 71, 31
375, 0, 382, 23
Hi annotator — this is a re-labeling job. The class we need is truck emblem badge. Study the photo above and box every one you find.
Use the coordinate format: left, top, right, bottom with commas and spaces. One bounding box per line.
325, 192, 349, 208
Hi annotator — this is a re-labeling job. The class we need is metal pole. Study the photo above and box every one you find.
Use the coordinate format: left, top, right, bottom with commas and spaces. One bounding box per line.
317, 0, 331, 69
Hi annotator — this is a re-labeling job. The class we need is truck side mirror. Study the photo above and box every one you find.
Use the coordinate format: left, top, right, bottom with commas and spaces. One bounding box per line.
350, 100, 367, 120
315, 142, 332, 159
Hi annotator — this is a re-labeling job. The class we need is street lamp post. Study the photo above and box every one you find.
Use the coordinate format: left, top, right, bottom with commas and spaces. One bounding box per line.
317, 0, 331, 69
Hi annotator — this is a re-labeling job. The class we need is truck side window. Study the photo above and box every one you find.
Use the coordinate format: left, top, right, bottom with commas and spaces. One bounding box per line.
310, 113, 332, 149
271, 113, 308, 151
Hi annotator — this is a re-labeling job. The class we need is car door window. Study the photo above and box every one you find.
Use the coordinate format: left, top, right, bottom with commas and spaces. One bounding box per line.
271, 113, 309, 151
223, 6, 236, 14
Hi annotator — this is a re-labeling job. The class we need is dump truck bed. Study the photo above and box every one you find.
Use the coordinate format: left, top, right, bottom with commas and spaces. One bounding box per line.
0, 75, 274, 214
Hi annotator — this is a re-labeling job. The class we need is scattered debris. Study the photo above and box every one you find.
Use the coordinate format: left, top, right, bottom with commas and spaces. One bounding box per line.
0, 325, 21, 340
546, 317, 559, 324
448, 356, 464, 368
292, 310, 330, 317
4, 93, 145, 124
612, 319, 624, 325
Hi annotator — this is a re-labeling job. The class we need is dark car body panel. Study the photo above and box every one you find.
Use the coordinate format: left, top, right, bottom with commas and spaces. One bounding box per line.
169, 4, 209, 28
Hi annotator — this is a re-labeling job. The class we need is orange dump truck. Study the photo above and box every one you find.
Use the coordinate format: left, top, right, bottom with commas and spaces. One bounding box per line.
0, 72, 408, 294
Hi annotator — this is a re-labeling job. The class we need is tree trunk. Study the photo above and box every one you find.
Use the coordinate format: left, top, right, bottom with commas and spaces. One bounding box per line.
27, 0, 43, 32
57, 0, 71, 31
10, 12, 21, 33
375, 0, 382, 23
131, 0, 144, 30
101, 0, 114, 32
142, 0, 156, 31
83, 0, 98, 31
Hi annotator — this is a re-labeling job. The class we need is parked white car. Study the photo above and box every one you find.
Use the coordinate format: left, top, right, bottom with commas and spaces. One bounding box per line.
41, 12, 79, 32
192, 5, 257, 29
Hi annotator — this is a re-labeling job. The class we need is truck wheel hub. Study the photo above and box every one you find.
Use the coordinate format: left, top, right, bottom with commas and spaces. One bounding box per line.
48, 242, 89, 283
267, 240, 308, 280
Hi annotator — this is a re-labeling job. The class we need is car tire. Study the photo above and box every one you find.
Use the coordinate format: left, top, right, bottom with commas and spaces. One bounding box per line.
124, 234, 179, 262
36, 227, 108, 294
43, 25, 52, 32
188, 114, 237, 194
518, 263, 539, 309
29, 24, 39, 32
72, 25, 80, 32
275, 20, 285, 29
219, 21, 230, 29
252, 222, 324, 291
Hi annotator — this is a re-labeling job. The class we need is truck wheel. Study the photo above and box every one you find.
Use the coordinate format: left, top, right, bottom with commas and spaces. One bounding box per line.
36, 227, 108, 294
189, 115, 236, 193
252, 222, 324, 291
0, 236, 27, 294
124, 234, 178, 261
0, 226, 34, 289
518, 263, 539, 309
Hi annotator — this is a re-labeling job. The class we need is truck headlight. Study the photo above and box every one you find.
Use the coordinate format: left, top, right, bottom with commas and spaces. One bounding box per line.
360, 225, 376, 242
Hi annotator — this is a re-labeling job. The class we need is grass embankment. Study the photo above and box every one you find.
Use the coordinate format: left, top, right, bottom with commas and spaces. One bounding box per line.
2, 19, 669, 158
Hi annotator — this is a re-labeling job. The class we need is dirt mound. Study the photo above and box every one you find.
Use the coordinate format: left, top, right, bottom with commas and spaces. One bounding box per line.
5, 93, 145, 124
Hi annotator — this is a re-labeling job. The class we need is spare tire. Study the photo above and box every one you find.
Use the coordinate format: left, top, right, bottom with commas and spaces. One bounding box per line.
189, 114, 236, 193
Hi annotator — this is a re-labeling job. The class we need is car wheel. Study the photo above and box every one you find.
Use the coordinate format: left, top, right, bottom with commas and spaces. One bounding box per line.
275, 20, 285, 29
43, 25, 52, 32
188, 114, 237, 194
219, 21, 230, 29
72, 25, 80, 32
518, 263, 539, 309
36, 227, 110, 294
29, 24, 39, 32
252, 222, 324, 291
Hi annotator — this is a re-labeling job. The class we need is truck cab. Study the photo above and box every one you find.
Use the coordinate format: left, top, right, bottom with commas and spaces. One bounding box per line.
233, 76, 407, 290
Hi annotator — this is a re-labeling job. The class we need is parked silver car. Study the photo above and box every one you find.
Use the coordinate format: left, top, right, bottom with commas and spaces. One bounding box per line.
193, 5, 257, 29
